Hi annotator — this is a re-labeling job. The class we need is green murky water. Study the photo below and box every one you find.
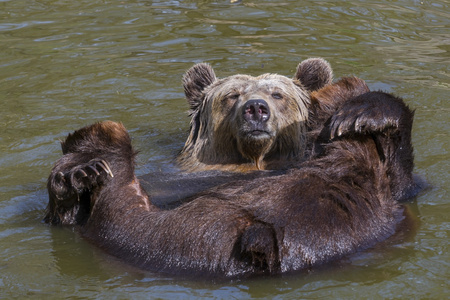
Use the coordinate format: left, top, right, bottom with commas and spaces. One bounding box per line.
1, 0, 448, 298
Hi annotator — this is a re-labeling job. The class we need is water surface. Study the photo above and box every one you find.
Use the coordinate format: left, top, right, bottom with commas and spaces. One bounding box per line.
1, 0, 448, 298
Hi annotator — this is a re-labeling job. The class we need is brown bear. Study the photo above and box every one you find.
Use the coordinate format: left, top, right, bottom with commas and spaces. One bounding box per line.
44, 73, 419, 278
177, 58, 333, 172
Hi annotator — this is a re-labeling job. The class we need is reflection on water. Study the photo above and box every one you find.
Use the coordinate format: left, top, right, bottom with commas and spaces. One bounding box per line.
0, 0, 448, 298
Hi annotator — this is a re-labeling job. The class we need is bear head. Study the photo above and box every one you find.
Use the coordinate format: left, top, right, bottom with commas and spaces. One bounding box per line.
178, 58, 333, 172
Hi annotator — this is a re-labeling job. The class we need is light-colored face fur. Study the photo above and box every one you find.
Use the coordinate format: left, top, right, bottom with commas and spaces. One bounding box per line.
178, 58, 333, 172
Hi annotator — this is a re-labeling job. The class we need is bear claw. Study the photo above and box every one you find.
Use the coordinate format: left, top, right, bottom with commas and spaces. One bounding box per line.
98, 160, 114, 178
57, 159, 114, 193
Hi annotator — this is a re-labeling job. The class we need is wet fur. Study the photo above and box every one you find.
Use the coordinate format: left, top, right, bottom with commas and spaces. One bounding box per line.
45, 76, 419, 278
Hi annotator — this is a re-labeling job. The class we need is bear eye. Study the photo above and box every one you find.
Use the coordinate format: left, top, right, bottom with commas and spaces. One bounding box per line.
228, 93, 240, 100
271, 92, 283, 100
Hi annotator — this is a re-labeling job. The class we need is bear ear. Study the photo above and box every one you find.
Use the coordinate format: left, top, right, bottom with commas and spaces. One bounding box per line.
294, 58, 333, 92
183, 63, 217, 110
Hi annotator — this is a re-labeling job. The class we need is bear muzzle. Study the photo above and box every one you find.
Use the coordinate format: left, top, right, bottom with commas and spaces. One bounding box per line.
242, 99, 271, 136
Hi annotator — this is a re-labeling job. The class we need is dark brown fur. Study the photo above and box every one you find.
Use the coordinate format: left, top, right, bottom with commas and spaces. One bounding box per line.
44, 77, 419, 278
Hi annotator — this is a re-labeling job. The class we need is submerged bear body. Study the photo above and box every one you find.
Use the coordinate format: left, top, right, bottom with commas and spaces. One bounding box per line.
44, 61, 419, 278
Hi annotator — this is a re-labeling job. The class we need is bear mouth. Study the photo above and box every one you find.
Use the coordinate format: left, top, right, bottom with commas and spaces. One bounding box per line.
249, 130, 269, 137
239, 122, 273, 140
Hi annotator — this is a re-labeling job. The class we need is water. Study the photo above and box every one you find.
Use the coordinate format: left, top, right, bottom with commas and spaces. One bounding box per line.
1, 0, 448, 298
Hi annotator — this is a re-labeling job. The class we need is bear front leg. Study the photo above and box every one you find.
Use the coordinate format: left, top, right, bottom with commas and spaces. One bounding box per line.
45, 121, 135, 225
45, 157, 113, 225
329, 91, 417, 200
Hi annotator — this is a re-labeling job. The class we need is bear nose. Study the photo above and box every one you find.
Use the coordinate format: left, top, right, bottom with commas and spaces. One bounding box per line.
243, 99, 270, 123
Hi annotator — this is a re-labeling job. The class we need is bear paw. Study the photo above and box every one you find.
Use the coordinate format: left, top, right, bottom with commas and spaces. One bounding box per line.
240, 222, 279, 273
329, 92, 403, 139
49, 159, 113, 200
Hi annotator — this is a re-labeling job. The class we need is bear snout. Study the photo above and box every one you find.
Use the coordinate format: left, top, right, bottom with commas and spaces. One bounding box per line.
242, 99, 270, 132
243, 99, 270, 124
